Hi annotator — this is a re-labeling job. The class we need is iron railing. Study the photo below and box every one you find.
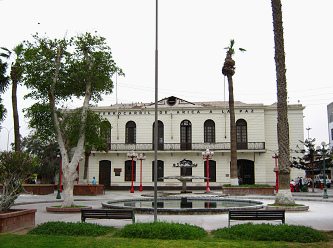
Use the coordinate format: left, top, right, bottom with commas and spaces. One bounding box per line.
109, 142, 265, 152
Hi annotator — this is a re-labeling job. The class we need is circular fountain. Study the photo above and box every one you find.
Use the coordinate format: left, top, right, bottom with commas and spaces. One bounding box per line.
102, 158, 264, 214
102, 195, 264, 214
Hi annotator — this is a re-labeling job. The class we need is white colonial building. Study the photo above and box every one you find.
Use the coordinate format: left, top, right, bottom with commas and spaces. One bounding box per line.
79, 96, 305, 190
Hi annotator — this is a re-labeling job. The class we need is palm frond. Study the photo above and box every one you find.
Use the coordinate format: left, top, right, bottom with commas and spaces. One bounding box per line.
230, 39, 235, 48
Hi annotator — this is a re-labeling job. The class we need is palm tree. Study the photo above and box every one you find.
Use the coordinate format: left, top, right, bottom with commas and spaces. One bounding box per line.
0, 45, 24, 152
222, 39, 245, 186
271, 0, 295, 204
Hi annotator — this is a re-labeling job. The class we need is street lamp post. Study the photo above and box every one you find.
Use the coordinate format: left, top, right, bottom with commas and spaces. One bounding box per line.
202, 148, 214, 193
137, 153, 146, 192
127, 150, 137, 193
56, 154, 62, 199
316, 142, 329, 199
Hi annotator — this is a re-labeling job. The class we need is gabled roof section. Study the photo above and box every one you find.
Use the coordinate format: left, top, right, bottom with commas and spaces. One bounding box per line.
147, 96, 197, 107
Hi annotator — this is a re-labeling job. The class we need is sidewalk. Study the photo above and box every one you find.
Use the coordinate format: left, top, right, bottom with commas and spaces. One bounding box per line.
13, 189, 333, 231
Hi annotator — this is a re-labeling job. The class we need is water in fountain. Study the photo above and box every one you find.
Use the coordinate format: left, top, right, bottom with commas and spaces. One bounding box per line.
102, 158, 264, 214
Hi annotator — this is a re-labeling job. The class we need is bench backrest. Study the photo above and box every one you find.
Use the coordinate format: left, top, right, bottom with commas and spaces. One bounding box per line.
228, 210, 285, 227
81, 208, 135, 223
229, 210, 285, 219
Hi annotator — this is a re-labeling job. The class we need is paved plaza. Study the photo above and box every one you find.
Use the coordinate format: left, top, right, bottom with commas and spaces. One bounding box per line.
14, 188, 333, 231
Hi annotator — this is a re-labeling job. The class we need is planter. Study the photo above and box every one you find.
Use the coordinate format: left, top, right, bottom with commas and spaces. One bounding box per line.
22, 184, 55, 195
0, 209, 36, 233
73, 184, 105, 196
222, 187, 275, 195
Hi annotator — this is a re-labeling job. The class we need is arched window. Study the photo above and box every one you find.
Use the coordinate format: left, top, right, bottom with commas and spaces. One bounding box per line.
180, 120, 192, 150
152, 121, 164, 150
100, 121, 111, 150
204, 119, 215, 143
236, 119, 247, 149
125, 121, 136, 144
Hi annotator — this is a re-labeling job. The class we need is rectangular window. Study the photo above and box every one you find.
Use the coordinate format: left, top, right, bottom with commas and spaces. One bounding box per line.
125, 161, 136, 182
331, 129, 333, 141
152, 161, 164, 182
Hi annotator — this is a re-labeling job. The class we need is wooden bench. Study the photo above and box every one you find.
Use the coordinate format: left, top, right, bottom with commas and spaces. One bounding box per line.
228, 210, 285, 227
81, 208, 135, 224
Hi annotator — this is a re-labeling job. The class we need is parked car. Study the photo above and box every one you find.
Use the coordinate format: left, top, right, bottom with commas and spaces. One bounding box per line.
314, 174, 331, 188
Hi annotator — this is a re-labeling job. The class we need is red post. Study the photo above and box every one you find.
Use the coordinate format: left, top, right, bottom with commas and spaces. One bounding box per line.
202, 149, 213, 193
139, 159, 143, 191
206, 158, 210, 193
127, 151, 137, 194
130, 158, 135, 193
272, 154, 279, 193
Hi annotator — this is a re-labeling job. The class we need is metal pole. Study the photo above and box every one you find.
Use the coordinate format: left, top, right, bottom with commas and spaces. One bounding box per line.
323, 148, 328, 199
153, 0, 158, 222
56, 155, 62, 199
59, 157, 62, 192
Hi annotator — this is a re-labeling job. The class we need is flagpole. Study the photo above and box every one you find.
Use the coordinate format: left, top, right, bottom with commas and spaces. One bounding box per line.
153, 0, 158, 222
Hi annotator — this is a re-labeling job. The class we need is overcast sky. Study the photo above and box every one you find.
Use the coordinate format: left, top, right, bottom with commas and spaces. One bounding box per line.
1, 0, 332, 151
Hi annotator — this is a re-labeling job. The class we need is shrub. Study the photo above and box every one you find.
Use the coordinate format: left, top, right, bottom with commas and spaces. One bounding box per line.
117, 222, 207, 240
28, 221, 115, 236
0, 151, 38, 211
212, 223, 328, 243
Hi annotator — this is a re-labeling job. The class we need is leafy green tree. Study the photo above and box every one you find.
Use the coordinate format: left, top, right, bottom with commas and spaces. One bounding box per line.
271, 0, 294, 204
25, 103, 110, 182
21, 33, 122, 207
0, 97, 6, 128
0, 45, 24, 151
222, 39, 245, 185
0, 49, 9, 130
63, 108, 110, 180
292, 138, 333, 192
21, 132, 59, 184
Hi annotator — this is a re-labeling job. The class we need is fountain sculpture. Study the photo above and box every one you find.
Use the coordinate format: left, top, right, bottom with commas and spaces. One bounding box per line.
162, 159, 207, 193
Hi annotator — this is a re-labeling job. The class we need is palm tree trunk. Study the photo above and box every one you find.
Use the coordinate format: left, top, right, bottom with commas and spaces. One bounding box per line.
227, 75, 238, 185
271, 0, 294, 204
11, 80, 20, 151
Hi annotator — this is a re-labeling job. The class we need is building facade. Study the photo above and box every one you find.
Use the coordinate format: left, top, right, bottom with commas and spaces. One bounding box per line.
80, 96, 305, 189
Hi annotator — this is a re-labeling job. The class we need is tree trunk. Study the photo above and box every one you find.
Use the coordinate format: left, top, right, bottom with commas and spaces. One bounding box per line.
227, 75, 238, 185
11, 79, 20, 152
271, 0, 294, 204
222, 50, 238, 186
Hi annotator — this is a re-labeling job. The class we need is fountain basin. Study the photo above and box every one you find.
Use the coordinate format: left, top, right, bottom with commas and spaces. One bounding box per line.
102, 196, 264, 215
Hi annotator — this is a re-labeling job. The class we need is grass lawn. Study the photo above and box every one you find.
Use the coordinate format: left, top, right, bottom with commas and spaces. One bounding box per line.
1, 233, 333, 248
